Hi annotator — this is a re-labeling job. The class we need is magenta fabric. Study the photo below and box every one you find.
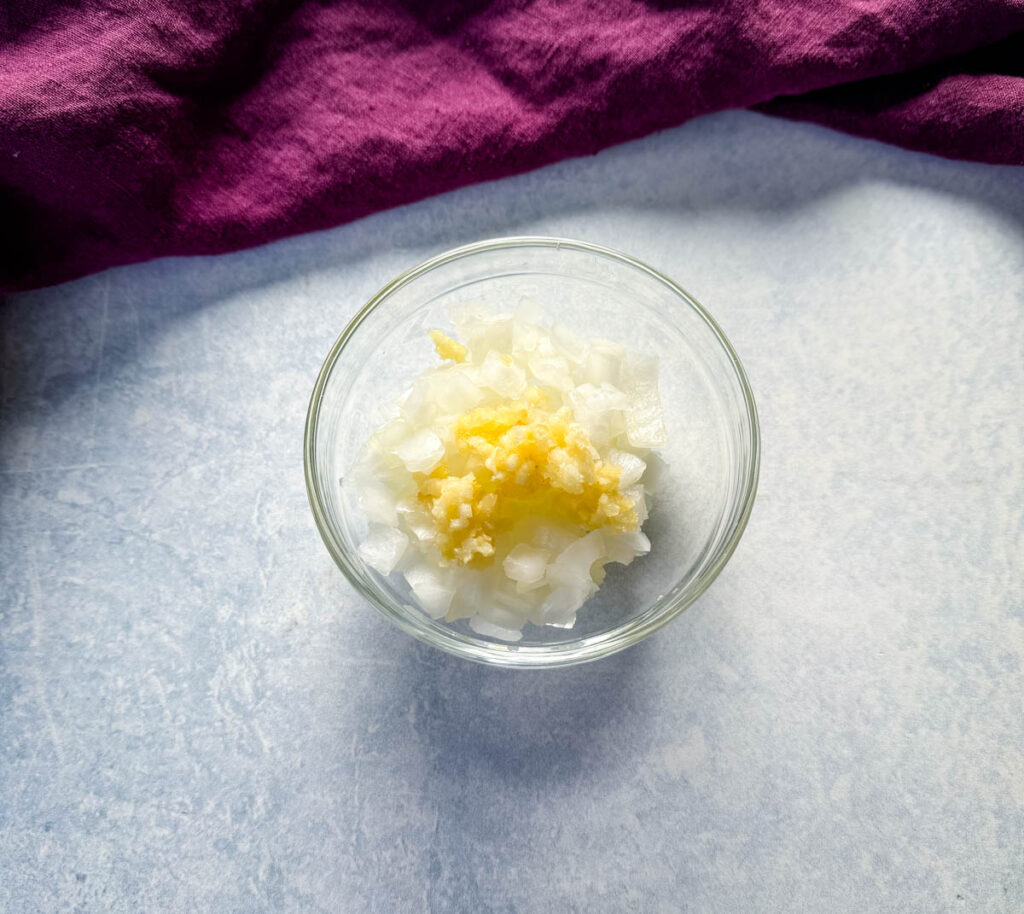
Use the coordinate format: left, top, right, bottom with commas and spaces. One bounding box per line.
2, 2, 1022, 292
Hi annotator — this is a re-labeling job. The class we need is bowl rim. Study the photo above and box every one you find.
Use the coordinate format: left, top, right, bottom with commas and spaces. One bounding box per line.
304, 236, 760, 668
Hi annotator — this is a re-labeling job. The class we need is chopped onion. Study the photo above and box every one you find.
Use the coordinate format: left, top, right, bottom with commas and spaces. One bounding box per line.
457, 314, 514, 361
551, 323, 587, 363
604, 529, 651, 565
512, 317, 543, 353
540, 582, 594, 626
568, 382, 629, 446
392, 429, 444, 473
547, 530, 607, 588
432, 368, 485, 415
626, 486, 650, 525
608, 448, 647, 488
469, 616, 524, 642
353, 479, 399, 526
358, 526, 409, 575
502, 543, 550, 585
351, 312, 663, 637
405, 564, 454, 619
583, 340, 625, 386
528, 350, 574, 390
479, 350, 527, 399
622, 354, 667, 448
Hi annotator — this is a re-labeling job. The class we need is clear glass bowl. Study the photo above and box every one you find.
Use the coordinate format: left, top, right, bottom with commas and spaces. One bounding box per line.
304, 237, 759, 668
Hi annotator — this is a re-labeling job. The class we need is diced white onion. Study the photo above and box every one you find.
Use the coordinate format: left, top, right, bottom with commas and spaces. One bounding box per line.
569, 382, 629, 446
352, 311, 663, 637
583, 340, 625, 386
608, 448, 647, 488
353, 479, 399, 526
392, 429, 444, 473
405, 564, 454, 619
469, 616, 524, 642
622, 354, 667, 448
547, 530, 606, 588
551, 323, 586, 363
479, 350, 527, 399
604, 529, 651, 565
540, 582, 593, 626
357, 526, 408, 575
432, 368, 484, 415
502, 544, 550, 585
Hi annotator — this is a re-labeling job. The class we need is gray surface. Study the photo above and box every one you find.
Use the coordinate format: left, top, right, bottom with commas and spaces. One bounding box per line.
2, 110, 1022, 913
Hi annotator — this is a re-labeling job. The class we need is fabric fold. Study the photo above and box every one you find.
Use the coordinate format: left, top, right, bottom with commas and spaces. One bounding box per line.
2, 1, 1022, 292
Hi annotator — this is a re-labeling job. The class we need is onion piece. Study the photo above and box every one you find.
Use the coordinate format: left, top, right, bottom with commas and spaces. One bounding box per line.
355, 481, 399, 526
583, 340, 625, 387
540, 582, 594, 626
622, 354, 667, 448
405, 564, 454, 619
431, 368, 485, 415
608, 448, 647, 488
469, 616, 524, 642
547, 530, 606, 588
358, 526, 409, 575
479, 350, 527, 399
552, 323, 587, 363
502, 544, 550, 586
569, 382, 629, 446
604, 529, 651, 565
392, 429, 444, 473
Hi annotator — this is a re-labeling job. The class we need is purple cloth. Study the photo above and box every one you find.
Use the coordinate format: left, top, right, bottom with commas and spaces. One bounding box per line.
2, 2, 1022, 292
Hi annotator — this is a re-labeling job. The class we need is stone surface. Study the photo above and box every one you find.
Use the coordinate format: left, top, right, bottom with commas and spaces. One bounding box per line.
2, 111, 1022, 913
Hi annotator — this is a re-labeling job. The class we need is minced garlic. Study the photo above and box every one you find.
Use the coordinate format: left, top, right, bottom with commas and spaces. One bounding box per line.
417, 392, 638, 566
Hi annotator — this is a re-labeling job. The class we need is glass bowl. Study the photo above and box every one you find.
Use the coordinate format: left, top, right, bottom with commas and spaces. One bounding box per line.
304, 237, 759, 668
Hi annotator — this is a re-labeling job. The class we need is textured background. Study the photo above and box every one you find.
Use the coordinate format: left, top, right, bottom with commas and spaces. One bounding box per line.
2, 111, 1022, 912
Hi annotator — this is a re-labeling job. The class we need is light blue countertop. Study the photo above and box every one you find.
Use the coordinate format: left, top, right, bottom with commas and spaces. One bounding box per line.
2, 111, 1022, 913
